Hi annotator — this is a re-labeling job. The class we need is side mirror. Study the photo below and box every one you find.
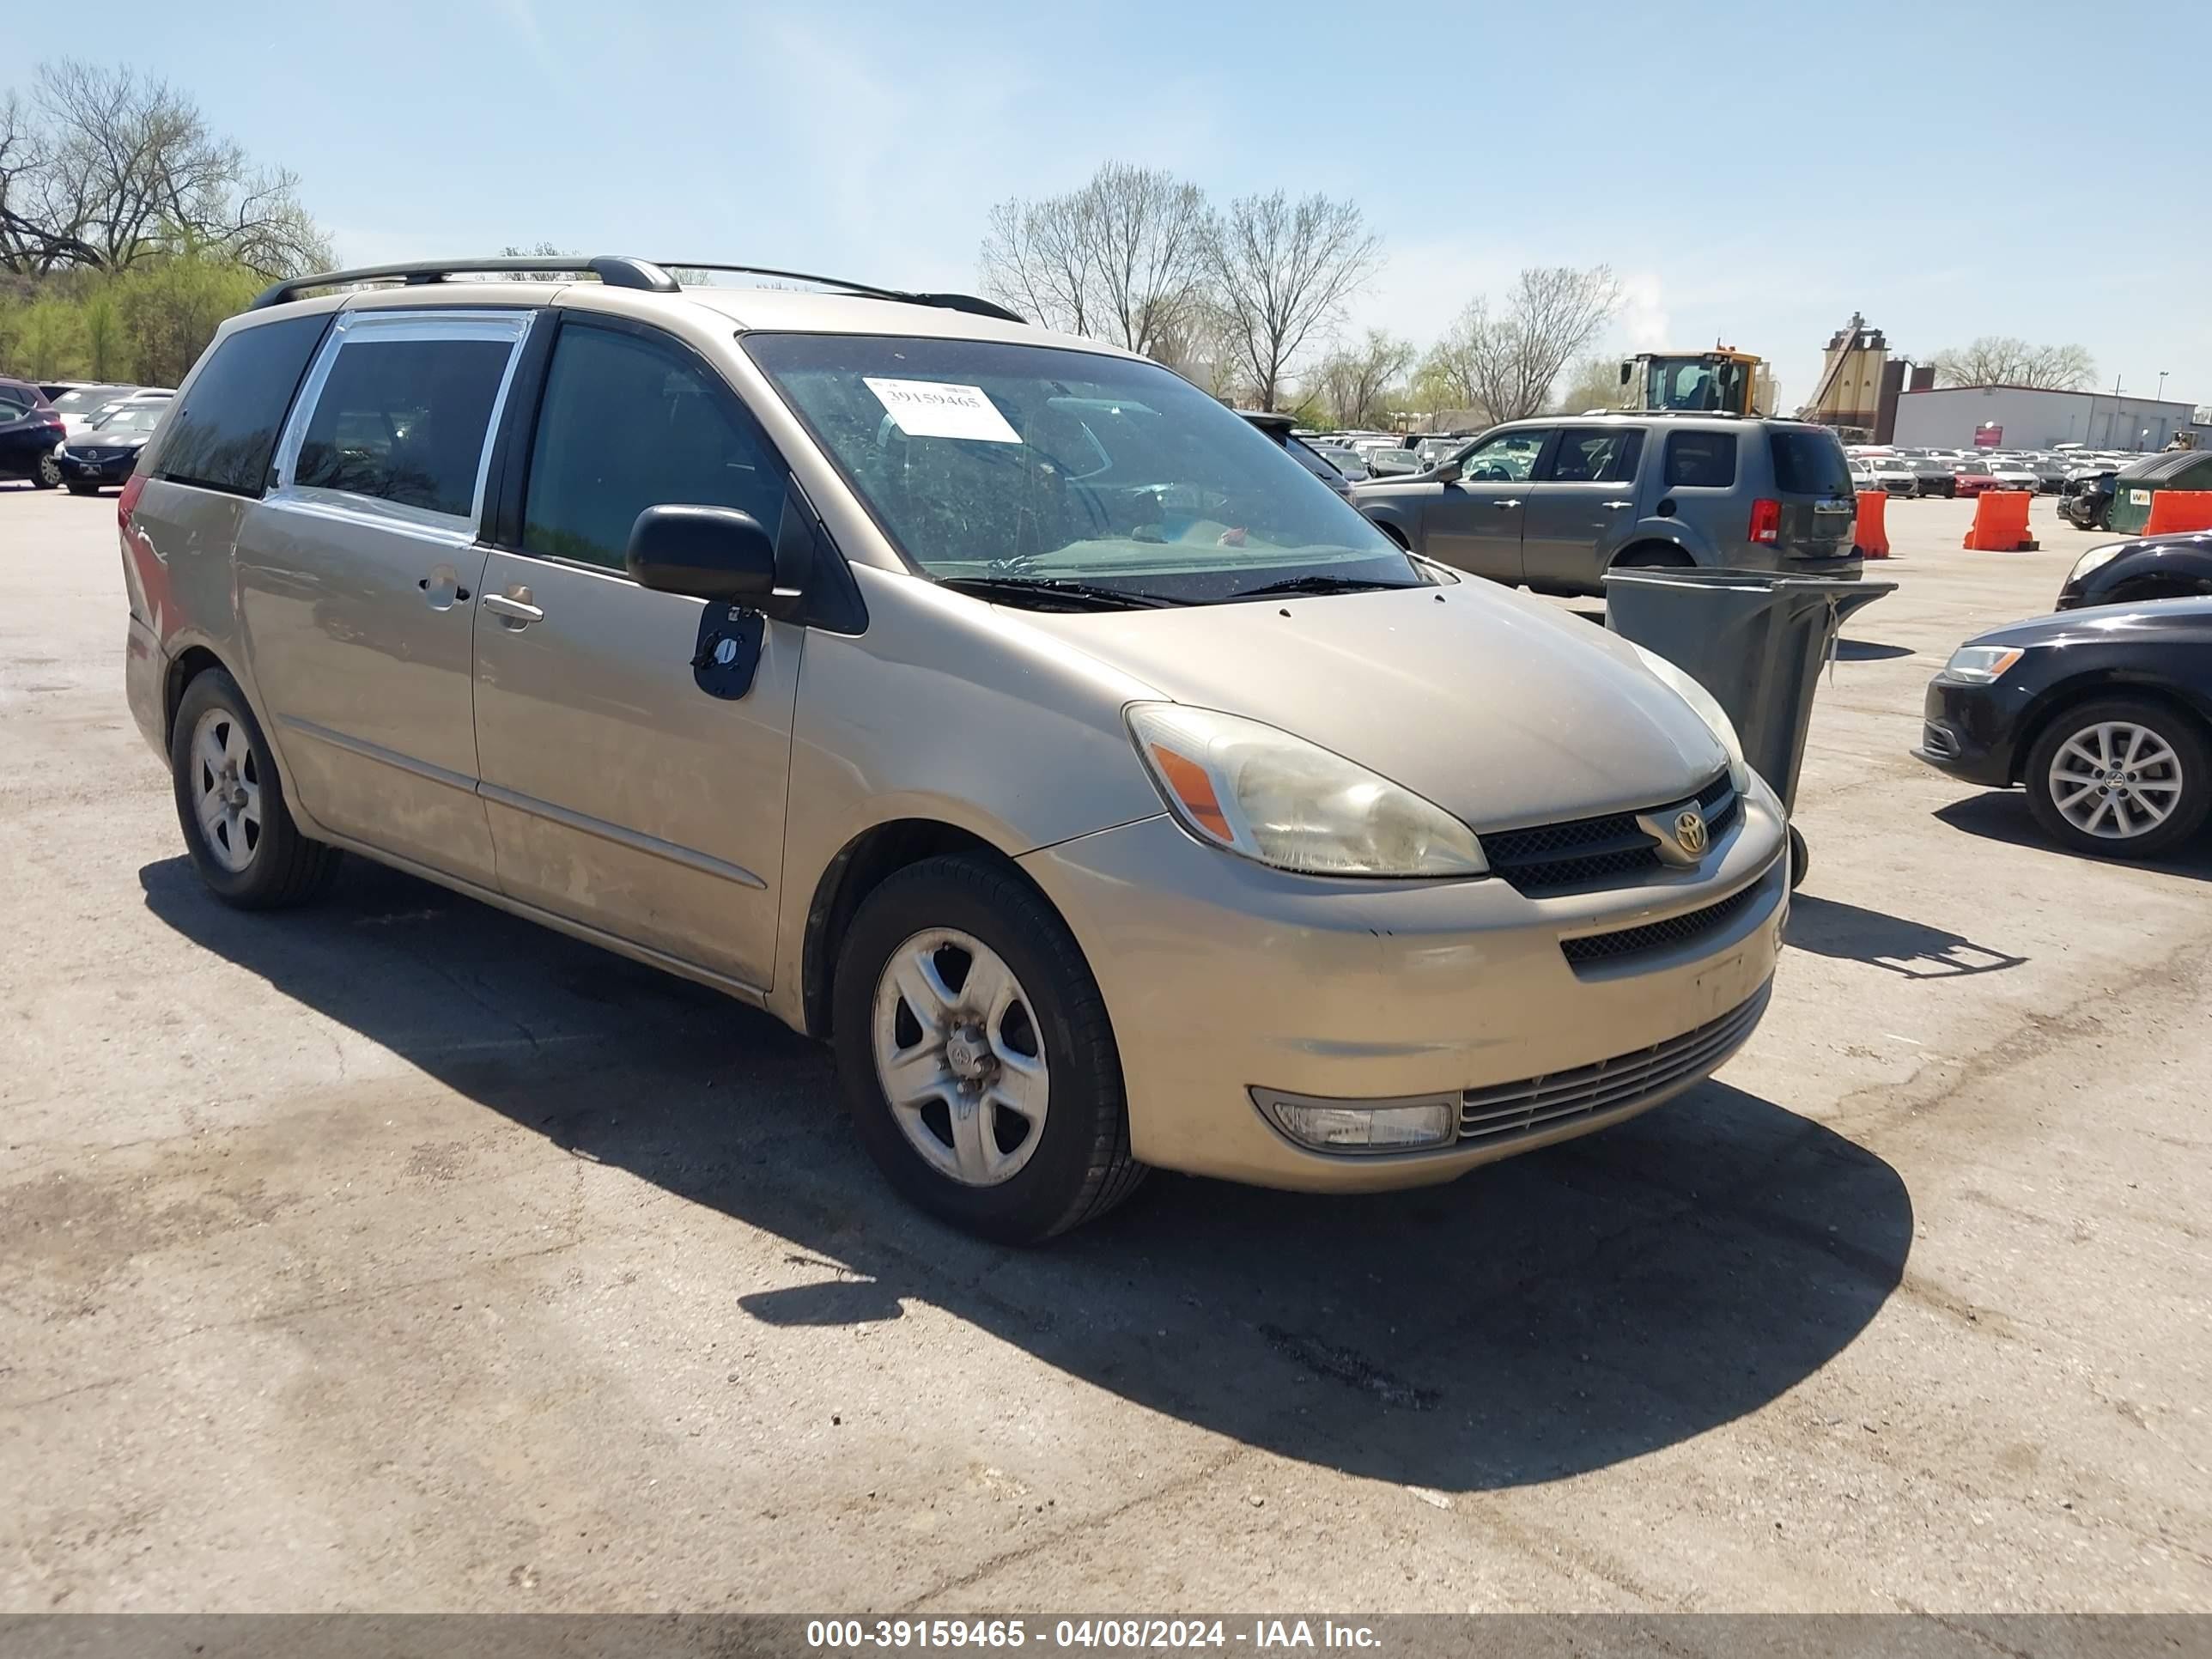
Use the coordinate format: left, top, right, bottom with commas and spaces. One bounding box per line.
1431, 459, 1462, 484
1619, 361, 1633, 386
626, 504, 799, 616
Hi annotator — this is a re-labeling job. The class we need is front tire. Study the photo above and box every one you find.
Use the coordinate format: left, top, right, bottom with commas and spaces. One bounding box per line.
169, 668, 342, 907
2024, 697, 2210, 859
833, 854, 1145, 1243
65, 481, 100, 496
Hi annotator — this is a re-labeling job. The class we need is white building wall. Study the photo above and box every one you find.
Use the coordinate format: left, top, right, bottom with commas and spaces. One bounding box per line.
1893, 386, 2198, 449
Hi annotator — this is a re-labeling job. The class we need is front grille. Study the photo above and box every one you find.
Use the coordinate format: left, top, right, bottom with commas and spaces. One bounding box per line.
1559, 870, 1771, 971
1458, 982, 1771, 1146
1485, 772, 1735, 896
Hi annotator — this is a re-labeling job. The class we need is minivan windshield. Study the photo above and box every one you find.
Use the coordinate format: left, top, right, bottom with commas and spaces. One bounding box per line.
745, 334, 1421, 604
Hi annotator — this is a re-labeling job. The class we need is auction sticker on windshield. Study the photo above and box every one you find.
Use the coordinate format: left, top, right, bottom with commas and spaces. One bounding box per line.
864, 377, 1021, 443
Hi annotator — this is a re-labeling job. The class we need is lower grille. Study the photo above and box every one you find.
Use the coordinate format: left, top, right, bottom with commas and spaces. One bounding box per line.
1485, 772, 1735, 895
1559, 868, 1773, 972
1458, 982, 1771, 1146
1920, 722, 1960, 762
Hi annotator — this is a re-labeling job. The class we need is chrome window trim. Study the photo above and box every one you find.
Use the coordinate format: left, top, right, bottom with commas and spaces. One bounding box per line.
270, 307, 535, 534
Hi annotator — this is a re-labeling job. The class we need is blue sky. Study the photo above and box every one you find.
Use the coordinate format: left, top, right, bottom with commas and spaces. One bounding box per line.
21, 1, 2212, 411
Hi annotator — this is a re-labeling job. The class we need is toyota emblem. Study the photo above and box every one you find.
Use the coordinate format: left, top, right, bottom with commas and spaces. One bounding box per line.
1674, 809, 1709, 857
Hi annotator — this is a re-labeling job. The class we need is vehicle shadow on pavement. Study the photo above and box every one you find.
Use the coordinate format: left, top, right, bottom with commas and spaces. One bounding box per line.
1933, 792, 2212, 883
1785, 894, 2027, 979
139, 854, 1913, 1495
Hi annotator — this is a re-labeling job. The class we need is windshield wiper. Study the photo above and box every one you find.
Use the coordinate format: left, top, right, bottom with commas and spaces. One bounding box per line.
1225, 574, 1406, 600
936, 575, 1186, 611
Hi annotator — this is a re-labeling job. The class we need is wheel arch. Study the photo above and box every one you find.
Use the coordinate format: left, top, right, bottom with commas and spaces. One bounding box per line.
2009, 675, 2212, 787
1610, 537, 1698, 569
163, 644, 232, 750
799, 818, 1072, 1041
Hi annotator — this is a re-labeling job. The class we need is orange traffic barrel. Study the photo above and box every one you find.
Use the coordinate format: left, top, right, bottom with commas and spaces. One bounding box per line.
1854, 490, 1891, 558
2142, 489, 2212, 536
1963, 490, 2038, 551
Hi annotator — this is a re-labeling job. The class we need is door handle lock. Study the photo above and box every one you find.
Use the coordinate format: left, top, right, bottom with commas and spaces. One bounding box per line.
483, 590, 544, 626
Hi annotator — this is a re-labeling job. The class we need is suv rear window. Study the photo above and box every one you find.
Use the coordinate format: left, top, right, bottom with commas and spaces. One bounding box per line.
1663, 430, 1737, 489
1767, 427, 1853, 497
154, 313, 328, 496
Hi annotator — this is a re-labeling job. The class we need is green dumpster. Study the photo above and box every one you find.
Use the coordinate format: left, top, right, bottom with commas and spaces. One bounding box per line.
2107, 449, 2212, 535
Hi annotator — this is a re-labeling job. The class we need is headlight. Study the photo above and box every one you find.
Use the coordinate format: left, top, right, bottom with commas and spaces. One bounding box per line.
1942, 644, 2024, 684
1625, 643, 1750, 797
2069, 544, 2124, 583
1126, 703, 1488, 878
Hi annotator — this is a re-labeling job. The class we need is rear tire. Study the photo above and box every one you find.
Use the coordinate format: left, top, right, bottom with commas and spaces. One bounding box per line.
2023, 696, 2210, 860
1787, 824, 1810, 889
169, 668, 342, 908
833, 854, 1145, 1243
31, 454, 60, 489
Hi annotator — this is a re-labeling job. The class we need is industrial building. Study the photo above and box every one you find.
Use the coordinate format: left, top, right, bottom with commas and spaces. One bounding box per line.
1891, 385, 2205, 452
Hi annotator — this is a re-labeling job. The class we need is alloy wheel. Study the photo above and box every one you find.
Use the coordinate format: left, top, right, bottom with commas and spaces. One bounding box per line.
2046, 720, 2183, 840
191, 708, 264, 872
871, 928, 1049, 1187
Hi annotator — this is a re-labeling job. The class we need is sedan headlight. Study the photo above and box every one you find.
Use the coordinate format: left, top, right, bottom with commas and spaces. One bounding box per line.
1126, 703, 1488, 878
2068, 544, 2124, 583
1625, 643, 1751, 797
1941, 644, 2024, 684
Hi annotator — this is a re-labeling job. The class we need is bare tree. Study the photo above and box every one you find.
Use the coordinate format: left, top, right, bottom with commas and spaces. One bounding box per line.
1425, 266, 1622, 424
1931, 336, 2096, 391
0, 61, 330, 277
1206, 190, 1381, 411
1310, 328, 1414, 428
980, 162, 1211, 356
980, 191, 1095, 337
1078, 163, 1210, 357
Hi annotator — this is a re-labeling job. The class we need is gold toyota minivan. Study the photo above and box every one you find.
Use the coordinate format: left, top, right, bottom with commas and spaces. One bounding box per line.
120, 256, 1788, 1241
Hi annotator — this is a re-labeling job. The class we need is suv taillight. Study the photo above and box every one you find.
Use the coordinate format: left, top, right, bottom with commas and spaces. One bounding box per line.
1748, 498, 1781, 544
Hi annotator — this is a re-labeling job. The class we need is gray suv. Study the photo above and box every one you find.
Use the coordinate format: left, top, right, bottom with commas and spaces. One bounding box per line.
1353, 413, 1865, 596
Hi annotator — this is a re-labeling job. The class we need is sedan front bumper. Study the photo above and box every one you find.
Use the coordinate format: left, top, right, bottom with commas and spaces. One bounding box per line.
1914, 674, 2031, 788
1020, 784, 1789, 1192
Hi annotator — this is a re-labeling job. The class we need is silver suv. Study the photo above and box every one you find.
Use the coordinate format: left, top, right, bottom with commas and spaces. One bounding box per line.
120, 255, 1786, 1241
1354, 413, 1865, 596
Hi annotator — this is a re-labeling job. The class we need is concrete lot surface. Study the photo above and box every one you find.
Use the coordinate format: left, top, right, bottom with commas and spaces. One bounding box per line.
2, 483, 2207, 1613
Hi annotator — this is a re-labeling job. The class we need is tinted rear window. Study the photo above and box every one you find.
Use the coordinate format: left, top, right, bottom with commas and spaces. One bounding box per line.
1664, 430, 1738, 489
1767, 428, 1852, 496
155, 313, 329, 496
296, 337, 512, 518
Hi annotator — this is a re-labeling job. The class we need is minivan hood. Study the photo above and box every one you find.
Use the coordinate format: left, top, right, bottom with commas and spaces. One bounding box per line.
1020, 585, 1729, 830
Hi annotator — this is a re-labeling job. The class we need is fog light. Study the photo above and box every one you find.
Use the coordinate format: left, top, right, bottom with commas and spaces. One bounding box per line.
1251, 1090, 1459, 1152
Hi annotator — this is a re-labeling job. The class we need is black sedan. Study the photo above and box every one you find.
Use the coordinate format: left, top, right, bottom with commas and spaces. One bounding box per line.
2057, 531, 2212, 611
55, 404, 164, 494
1916, 601, 2212, 857
0, 377, 68, 489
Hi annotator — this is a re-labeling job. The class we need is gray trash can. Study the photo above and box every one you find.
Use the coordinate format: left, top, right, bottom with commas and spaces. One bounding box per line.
1601, 568, 1897, 886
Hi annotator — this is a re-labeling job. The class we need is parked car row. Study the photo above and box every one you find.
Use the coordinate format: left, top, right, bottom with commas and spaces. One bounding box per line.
0, 377, 174, 491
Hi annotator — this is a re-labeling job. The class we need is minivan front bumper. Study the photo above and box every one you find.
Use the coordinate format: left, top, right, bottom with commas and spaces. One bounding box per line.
1019, 782, 1788, 1192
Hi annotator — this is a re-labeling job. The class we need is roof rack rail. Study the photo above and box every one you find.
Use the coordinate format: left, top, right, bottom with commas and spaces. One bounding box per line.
249, 255, 678, 311
657, 263, 1025, 325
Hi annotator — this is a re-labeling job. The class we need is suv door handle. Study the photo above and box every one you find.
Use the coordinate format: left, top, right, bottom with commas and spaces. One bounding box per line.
1494, 499, 1522, 509
483, 591, 544, 626
1601, 499, 1635, 510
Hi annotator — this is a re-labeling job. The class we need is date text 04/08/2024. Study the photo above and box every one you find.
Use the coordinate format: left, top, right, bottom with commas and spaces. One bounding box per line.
805, 1620, 1383, 1650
